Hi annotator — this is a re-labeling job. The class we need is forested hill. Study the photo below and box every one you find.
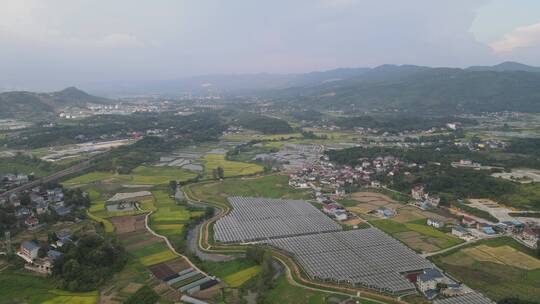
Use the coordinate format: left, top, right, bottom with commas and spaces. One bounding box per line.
0, 87, 112, 118
267, 64, 540, 114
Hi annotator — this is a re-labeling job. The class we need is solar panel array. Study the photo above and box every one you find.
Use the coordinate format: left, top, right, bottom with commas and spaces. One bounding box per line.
214, 197, 342, 243
433, 292, 494, 304
265, 228, 434, 293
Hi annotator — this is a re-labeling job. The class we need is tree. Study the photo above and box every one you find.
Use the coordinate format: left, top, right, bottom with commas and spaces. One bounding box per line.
212, 168, 218, 180
125, 285, 159, 304
38, 245, 47, 258
217, 167, 224, 179
169, 180, 177, 192
257, 250, 275, 293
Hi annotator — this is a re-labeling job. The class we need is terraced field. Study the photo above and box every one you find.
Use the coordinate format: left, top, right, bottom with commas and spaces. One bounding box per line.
149, 190, 192, 248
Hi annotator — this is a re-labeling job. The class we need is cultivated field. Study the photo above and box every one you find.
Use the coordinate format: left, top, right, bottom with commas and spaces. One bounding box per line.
202, 154, 263, 177
0, 272, 99, 304
203, 259, 261, 289
63, 165, 197, 186
106, 214, 184, 302
431, 237, 540, 301
370, 219, 462, 253
187, 174, 310, 205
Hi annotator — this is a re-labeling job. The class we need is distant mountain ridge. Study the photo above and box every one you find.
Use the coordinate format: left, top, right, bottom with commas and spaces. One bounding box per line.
261, 62, 540, 114
467, 61, 540, 73
0, 87, 112, 118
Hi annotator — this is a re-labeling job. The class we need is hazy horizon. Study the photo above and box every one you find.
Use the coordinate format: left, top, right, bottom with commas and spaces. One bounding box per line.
2, 0, 540, 91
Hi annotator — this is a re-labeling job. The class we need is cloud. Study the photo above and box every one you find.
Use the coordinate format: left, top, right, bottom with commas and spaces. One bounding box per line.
490, 21, 540, 53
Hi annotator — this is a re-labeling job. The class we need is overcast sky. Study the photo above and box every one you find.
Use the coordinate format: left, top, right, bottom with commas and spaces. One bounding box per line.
2, 0, 540, 91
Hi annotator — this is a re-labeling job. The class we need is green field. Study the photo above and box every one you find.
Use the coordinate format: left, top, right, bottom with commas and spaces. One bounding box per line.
202, 154, 263, 177
0, 272, 98, 304
431, 237, 540, 301
140, 250, 177, 266
223, 266, 261, 287
149, 190, 195, 250
187, 174, 310, 204
264, 274, 371, 304
86, 210, 114, 233
203, 259, 258, 279
202, 259, 262, 288
501, 183, 540, 210
63, 166, 197, 186
131, 242, 171, 258
370, 219, 462, 251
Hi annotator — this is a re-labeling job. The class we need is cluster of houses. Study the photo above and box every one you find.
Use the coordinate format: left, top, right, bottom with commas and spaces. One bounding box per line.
0, 173, 31, 194
0, 186, 70, 230
16, 230, 71, 275
454, 139, 507, 151
289, 154, 404, 194
451, 216, 538, 246
410, 185, 441, 210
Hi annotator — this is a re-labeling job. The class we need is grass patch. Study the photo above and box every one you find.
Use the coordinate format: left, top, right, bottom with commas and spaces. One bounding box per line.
404, 223, 463, 248
370, 220, 409, 234
85, 210, 114, 233
202, 259, 258, 279
264, 274, 344, 304
500, 183, 540, 210
0, 271, 98, 304
432, 237, 540, 301
188, 174, 310, 205
131, 242, 170, 258
370, 219, 462, 251
454, 202, 499, 223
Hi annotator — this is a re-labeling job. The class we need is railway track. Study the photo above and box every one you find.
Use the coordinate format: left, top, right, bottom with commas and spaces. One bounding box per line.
0, 160, 92, 198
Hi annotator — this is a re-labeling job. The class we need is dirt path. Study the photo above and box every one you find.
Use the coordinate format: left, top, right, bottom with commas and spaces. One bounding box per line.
143, 211, 210, 277
422, 234, 502, 258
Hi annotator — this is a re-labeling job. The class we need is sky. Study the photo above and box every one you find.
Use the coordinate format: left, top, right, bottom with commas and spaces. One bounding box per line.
1, 0, 540, 91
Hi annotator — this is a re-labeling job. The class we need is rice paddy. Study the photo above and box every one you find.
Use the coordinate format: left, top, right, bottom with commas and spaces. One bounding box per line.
202, 154, 263, 177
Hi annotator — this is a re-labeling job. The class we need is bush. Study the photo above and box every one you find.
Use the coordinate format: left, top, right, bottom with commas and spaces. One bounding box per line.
125, 285, 159, 304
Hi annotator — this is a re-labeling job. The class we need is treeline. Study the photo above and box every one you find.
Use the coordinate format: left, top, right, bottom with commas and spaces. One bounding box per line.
1, 111, 226, 149
327, 145, 519, 201
245, 247, 276, 301
236, 114, 293, 134
334, 115, 476, 133
290, 110, 323, 122
53, 234, 127, 291
327, 142, 540, 170
92, 112, 225, 174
